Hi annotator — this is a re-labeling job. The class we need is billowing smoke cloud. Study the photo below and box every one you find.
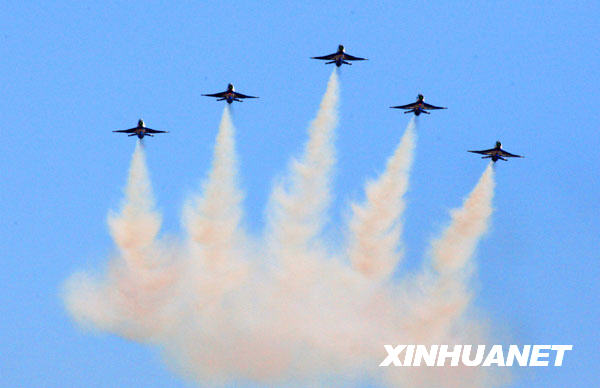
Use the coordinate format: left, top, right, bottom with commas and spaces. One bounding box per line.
64, 70, 508, 387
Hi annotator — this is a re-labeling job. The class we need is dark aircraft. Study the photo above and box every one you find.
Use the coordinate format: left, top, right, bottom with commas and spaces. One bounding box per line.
468, 141, 523, 162
113, 119, 168, 139
311, 44, 367, 67
202, 83, 258, 104
390, 94, 447, 116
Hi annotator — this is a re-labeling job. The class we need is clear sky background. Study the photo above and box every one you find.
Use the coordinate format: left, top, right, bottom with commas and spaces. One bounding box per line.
1, 1, 598, 387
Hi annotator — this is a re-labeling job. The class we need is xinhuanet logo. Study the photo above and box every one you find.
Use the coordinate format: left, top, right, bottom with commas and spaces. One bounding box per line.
379, 345, 573, 367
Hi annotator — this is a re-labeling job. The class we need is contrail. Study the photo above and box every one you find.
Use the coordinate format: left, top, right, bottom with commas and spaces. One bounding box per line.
347, 118, 416, 279
267, 69, 339, 267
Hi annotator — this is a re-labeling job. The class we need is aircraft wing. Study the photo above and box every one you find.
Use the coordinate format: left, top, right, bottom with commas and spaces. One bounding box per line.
468, 149, 495, 155
498, 149, 523, 158
145, 128, 168, 134
233, 92, 258, 99
311, 53, 337, 60
422, 102, 447, 110
202, 91, 228, 98
390, 102, 420, 109
113, 127, 139, 133
343, 53, 366, 61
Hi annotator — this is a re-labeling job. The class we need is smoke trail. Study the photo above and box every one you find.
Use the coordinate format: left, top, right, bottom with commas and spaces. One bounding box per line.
347, 118, 416, 279
397, 164, 497, 368
431, 164, 495, 274
109, 142, 161, 258
184, 106, 244, 269
64, 142, 176, 341
171, 106, 250, 380
64, 78, 509, 388
382, 164, 503, 388
267, 70, 339, 266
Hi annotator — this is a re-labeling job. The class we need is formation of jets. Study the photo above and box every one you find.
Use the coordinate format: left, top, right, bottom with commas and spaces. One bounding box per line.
113, 44, 523, 163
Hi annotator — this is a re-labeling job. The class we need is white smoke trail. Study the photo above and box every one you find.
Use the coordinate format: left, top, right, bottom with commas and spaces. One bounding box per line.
164, 106, 252, 384
405, 164, 496, 343
382, 164, 503, 388
267, 69, 339, 267
347, 118, 416, 279
64, 78, 509, 388
416, 163, 496, 342
431, 163, 495, 274
64, 142, 177, 341
184, 106, 244, 268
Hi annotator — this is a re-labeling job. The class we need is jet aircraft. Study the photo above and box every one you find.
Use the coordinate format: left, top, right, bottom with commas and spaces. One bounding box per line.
202, 84, 258, 104
390, 94, 447, 116
113, 119, 168, 139
468, 141, 523, 162
311, 44, 367, 67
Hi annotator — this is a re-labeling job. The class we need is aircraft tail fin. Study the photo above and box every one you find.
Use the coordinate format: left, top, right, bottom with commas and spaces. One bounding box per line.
325, 60, 336, 65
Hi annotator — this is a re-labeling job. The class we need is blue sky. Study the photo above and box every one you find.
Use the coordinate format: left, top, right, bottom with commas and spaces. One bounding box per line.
1, 1, 598, 387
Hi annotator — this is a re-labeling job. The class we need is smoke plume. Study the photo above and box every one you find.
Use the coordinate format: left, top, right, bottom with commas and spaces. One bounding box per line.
347, 118, 416, 280
267, 70, 339, 268
64, 70, 508, 387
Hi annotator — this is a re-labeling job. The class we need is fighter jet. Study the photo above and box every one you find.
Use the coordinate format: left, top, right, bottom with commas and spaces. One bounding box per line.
468, 141, 523, 162
202, 83, 258, 104
390, 94, 447, 116
113, 119, 168, 139
311, 44, 367, 67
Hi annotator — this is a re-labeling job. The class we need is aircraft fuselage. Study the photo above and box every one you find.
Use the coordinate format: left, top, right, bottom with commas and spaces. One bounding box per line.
484, 152, 507, 162
412, 104, 426, 115
130, 127, 149, 139
492, 155, 507, 162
